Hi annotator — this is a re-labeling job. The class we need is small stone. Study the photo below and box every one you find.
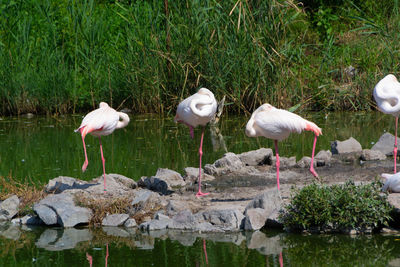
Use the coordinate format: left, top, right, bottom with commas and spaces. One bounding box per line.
331, 137, 362, 154
102, 214, 129, 226
238, 148, 273, 166
124, 218, 137, 228
361, 149, 387, 161
0, 195, 20, 220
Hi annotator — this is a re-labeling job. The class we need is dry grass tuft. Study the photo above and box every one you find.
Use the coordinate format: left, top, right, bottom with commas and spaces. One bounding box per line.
74, 193, 133, 226
0, 175, 46, 216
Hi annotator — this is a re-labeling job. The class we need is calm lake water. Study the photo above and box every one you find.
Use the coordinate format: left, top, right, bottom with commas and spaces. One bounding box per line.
0, 111, 397, 266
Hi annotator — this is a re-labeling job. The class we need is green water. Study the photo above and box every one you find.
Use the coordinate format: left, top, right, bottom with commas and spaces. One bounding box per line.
0, 225, 399, 266
0, 111, 394, 184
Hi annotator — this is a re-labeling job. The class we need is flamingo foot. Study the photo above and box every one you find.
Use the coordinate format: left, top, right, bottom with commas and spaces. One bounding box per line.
196, 191, 209, 197
82, 161, 88, 172
310, 167, 319, 178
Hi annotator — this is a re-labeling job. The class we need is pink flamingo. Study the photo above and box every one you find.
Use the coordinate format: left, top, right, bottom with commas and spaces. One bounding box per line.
373, 74, 400, 173
175, 88, 217, 197
76, 102, 130, 192
245, 103, 322, 190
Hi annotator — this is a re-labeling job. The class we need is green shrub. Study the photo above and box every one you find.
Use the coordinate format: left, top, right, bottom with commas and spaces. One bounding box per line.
280, 180, 392, 232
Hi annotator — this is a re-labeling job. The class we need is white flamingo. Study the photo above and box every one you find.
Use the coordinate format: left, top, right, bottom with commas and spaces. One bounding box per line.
245, 103, 322, 190
175, 88, 217, 197
373, 74, 400, 173
76, 102, 130, 192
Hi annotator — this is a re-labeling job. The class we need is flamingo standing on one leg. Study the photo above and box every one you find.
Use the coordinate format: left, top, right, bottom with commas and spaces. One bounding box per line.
75, 102, 130, 192
245, 103, 322, 190
373, 74, 400, 173
175, 88, 217, 197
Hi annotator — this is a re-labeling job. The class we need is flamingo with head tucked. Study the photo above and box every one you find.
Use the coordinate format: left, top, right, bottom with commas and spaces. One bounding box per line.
76, 102, 130, 192
245, 103, 322, 190
373, 74, 400, 173
175, 88, 217, 197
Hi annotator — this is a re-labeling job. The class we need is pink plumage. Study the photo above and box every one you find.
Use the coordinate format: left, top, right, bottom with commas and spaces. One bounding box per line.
246, 103, 321, 190
76, 102, 130, 192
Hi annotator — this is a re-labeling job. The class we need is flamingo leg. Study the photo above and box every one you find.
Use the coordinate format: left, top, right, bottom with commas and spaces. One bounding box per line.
274, 140, 280, 190
105, 243, 109, 267
196, 126, 209, 197
81, 133, 89, 172
309, 134, 319, 178
99, 137, 107, 192
395, 117, 398, 174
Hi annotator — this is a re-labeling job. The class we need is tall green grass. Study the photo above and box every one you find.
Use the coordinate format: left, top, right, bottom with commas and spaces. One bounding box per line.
0, 0, 399, 115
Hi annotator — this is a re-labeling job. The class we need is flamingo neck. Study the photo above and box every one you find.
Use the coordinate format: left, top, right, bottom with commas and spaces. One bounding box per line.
116, 112, 130, 129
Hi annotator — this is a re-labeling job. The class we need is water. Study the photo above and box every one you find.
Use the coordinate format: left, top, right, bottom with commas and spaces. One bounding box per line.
0, 225, 398, 266
0, 111, 394, 184
0, 111, 397, 266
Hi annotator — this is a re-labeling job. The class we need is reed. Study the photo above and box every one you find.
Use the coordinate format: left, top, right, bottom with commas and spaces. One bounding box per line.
0, 0, 399, 115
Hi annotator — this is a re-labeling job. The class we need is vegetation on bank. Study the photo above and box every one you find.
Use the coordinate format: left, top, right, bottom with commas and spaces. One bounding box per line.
280, 180, 392, 233
0, 0, 399, 115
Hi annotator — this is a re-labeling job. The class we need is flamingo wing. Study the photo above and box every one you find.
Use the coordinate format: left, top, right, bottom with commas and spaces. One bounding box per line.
374, 74, 400, 115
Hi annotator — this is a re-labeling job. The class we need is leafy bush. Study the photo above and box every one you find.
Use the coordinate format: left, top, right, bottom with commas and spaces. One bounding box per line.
280, 180, 392, 232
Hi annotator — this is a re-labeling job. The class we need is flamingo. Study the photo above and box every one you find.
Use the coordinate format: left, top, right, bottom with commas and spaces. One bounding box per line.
245, 103, 322, 190
75, 102, 130, 192
381, 172, 400, 193
175, 88, 217, 197
373, 74, 400, 173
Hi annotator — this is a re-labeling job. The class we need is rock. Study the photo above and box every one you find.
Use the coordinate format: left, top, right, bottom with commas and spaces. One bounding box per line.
33, 204, 58, 225
372, 133, 399, 156
166, 200, 191, 216
331, 137, 362, 154
0, 195, 19, 220
184, 167, 215, 183
361, 149, 387, 161
238, 148, 273, 166
138, 176, 170, 195
103, 226, 131, 237
124, 218, 137, 228
34, 193, 92, 227
108, 173, 137, 189
243, 208, 268, 230
271, 156, 296, 168
140, 217, 171, 231
102, 214, 129, 226
155, 168, 186, 187
344, 65, 357, 79
131, 189, 161, 213
11, 214, 43, 225
45, 176, 89, 193
204, 152, 245, 176
201, 209, 244, 231
315, 150, 332, 166
169, 210, 199, 230
296, 156, 312, 168
244, 189, 283, 230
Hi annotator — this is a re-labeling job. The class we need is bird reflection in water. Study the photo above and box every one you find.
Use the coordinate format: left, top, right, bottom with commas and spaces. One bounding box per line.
86, 244, 109, 267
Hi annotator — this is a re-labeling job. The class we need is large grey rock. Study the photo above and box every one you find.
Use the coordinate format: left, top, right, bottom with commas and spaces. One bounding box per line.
201, 209, 244, 231
372, 132, 399, 156
0, 195, 19, 220
34, 193, 92, 227
45, 176, 89, 193
109, 173, 137, 189
243, 208, 268, 230
138, 176, 170, 195
131, 189, 161, 213
11, 214, 43, 225
33, 204, 58, 225
102, 214, 129, 226
169, 210, 199, 230
36, 228, 92, 251
238, 148, 273, 166
124, 218, 137, 228
271, 156, 296, 168
204, 152, 245, 176
331, 137, 362, 154
244, 189, 283, 230
140, 217, 171, 231
155, 168, 186, 187
184, 167, 215, 183
361, 149, 387, 161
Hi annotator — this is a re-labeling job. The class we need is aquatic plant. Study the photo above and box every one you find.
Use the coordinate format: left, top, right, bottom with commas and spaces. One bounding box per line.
280, 180, 392, 232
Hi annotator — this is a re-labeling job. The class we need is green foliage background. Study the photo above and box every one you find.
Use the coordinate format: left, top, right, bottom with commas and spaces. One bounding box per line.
0, 0, 399, 115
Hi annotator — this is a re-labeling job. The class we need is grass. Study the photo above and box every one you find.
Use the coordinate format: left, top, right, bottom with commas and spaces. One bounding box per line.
280, 180, 392, 233
0, 175, 46, 216
0, 0, 400, 115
